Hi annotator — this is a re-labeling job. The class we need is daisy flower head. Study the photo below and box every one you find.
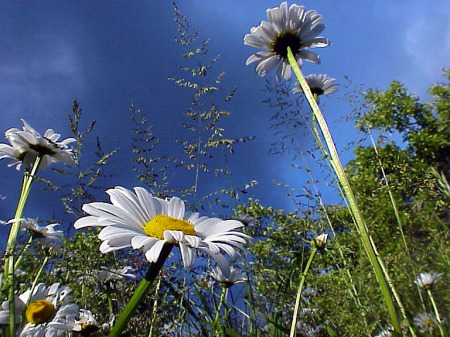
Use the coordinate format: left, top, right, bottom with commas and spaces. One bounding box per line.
14, 218, 64, 242
292, 74, 338, 100
0, 283, 78, 336
413, 312, 439, 333
72, 309, 100, 336
10, 218, 64, 254
414, 272, 443, 290
0, 119, 76, 171
74, 186, 250, 274
210, 266, 247, 288
244, 2, 330, 81
312, 233, 328, 250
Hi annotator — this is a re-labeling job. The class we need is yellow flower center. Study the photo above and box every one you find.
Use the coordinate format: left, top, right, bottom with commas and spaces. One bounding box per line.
144, 214, 196, 240
25, 300, 55, 324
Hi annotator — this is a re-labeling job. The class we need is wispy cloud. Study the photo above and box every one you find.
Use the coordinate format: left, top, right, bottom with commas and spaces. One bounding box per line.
0, 36, 85, 120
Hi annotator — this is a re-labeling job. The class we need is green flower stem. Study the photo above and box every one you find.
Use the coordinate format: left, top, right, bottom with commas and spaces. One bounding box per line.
427, 289, 446, 337
108, 244, 173, 337
27, 256, 49, 307
212, 286, 227, 336
13, 236, 33, 272
286, 47, 402, 334
289, 246, 317, 337
4, 156, 41, 336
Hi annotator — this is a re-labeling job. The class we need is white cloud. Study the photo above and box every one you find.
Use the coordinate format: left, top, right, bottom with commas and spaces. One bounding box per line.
0, 37, 85, 118
401, 3, 449, 90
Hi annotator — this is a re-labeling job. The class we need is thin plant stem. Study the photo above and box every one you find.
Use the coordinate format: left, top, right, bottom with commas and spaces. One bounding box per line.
27, 255, 50, 307
427, 289, 446, 337
105, 283, 114, 317
212, 286, 227, 336
4, 156, 41, 336
148, 277, 162, 337
13, 236, 33, 271
289, 120, 364, 307
107, 244, 173, 337
289, 246, 317, 337
367, 130, 427, 312
286, 47, 402, 335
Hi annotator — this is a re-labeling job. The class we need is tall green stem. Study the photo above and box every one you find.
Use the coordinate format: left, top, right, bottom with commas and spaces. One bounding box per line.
4, 156, 41, 336
289, 246, 317, 337
427, 289, 446, 337
286, 47, 402, 334
107, 244, 173, 337
212, 286, 227, 336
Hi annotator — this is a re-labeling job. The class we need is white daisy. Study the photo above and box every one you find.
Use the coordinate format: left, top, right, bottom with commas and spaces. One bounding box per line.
292, 74, 338, 99
244, 2, 330, 81
414, 272, 443, 290
12, 218, 64, 242
0, 283, 78, 336
74, 186, 250, 274
413, 312, 439, 333
72, 309, 100, 336
312, 233, 328, 250
210, 266, 247, 288
7, 218, 64, 254
0, 119, 76, 171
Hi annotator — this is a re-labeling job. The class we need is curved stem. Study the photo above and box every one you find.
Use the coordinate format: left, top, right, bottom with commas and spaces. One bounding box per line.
289, 247, 317, 337
107, 244, 173, 337
286, 47, 402, 334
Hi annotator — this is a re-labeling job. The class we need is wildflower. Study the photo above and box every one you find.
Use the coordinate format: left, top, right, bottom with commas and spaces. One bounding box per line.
0, 283, 78, 336
72, 309, 100, 336
373, 327, 393, 337
414, 272, 443, 290
12, 218, 64, 241
413, 312, 438, 333
292, 74, 338, 99
244, 2, 330, 80
301, 287, 316, 298
7, 218, 64, 254
0, 119, 76, 170
312, 233, 328, 250
210, 266, 247, 288
74, 186, 250, 274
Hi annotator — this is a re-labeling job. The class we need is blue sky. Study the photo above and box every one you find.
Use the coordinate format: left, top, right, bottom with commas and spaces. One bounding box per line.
0, 1, 449, 235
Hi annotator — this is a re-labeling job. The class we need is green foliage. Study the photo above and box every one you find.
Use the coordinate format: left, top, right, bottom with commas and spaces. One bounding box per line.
241, 72, 449, 336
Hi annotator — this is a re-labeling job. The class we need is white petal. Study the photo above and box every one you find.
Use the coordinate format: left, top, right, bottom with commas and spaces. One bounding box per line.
167, 197, 185, 219
163, 230, 184, 243
131, 235, 157, 249
179, 243, 195, 269
145, 240, 166, 263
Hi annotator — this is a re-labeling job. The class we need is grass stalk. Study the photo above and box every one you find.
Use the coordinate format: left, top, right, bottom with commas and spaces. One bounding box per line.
289, 246, 317, 337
